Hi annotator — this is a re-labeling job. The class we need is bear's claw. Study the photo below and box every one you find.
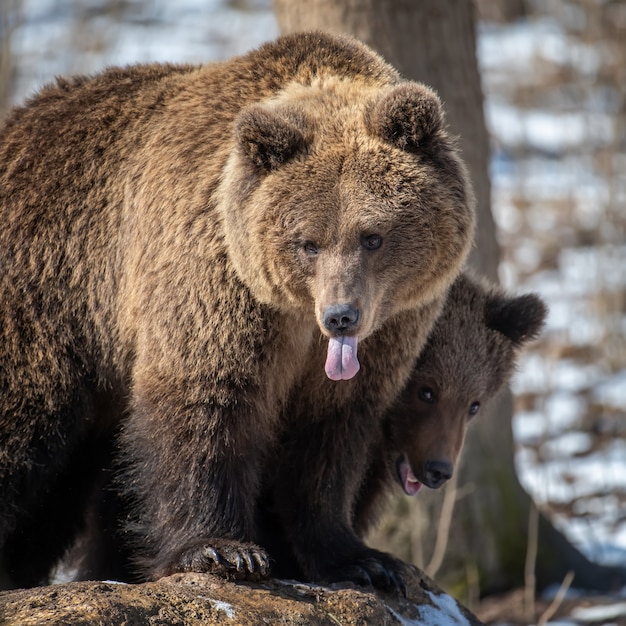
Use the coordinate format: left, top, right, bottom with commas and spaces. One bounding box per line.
161, 538, 270, 581
329, 554, 407, 596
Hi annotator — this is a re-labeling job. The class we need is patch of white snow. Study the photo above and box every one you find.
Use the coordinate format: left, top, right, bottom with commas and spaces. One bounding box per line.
387, 590, 471, 626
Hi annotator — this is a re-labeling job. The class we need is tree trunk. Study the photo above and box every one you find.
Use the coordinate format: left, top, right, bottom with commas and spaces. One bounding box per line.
0, 0, 22, 118
273, 0, 625, 602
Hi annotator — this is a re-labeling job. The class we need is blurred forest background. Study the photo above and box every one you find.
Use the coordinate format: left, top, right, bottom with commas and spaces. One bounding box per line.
1, 0, 625, 623
478, 0, 626, 572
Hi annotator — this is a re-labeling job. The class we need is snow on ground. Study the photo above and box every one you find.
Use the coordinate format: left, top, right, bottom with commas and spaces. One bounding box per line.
388, 590, 474, 626
10, 0, 279, 107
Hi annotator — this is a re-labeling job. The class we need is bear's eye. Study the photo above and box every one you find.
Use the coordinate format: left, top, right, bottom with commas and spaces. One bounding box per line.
417, 386, 436, 404
361, 234, 382, 251
468, 401, 480, 417
303, 241, 319, 256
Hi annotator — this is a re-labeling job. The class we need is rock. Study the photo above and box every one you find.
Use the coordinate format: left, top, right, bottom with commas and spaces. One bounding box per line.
0, 567, 483, 625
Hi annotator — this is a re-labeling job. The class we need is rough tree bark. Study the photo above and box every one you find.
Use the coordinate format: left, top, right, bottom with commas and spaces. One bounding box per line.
273, 0, 625, 602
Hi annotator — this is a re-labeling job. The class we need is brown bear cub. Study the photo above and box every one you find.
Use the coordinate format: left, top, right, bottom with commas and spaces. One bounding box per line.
352, 272, 548, 538
0, 32, 475, 589
258, 272, 546, 584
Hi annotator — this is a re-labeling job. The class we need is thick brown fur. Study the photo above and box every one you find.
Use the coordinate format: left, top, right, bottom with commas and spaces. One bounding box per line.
0, 32, 474, 589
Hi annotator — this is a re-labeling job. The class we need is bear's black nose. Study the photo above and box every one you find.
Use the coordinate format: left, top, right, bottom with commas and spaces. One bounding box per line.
322, 304, 360, 333
424, 459, 453, 489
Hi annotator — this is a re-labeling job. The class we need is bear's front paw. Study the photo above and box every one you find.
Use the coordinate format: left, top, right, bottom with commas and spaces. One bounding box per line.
155, 538, 270, 581
329, 551, 407, 595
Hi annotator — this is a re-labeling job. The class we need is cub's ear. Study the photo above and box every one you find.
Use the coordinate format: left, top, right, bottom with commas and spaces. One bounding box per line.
235, 105, 308, 170
365, 83, 444, 151
485, 292, 548, 346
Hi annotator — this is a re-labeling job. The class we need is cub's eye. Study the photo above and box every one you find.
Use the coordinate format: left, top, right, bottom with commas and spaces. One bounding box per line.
417, 387, 436, 404
303, 241, 319, 256
361, 234, 382, 251
468, 401, 480, 417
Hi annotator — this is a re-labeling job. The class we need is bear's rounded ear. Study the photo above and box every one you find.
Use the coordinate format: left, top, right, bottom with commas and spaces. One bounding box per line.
365, 83, 444, 151
485, 292, 548, 346
235, 105, 308, 171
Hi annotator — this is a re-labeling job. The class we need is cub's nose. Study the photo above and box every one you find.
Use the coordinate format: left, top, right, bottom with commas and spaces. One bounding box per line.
322, 304, 360, 333
424, 459, 453, 489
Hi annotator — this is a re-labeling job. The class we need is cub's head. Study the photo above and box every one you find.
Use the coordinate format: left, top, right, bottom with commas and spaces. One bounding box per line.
387, 273, 547, 494
218, 75, 475, 380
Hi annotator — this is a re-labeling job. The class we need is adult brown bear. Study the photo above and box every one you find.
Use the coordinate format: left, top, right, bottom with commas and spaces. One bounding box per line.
0, 32, 474, 589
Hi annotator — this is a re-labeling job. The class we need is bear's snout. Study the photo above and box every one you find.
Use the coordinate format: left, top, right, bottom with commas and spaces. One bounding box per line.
423, 459, 453, 489
322, 303, 360, 335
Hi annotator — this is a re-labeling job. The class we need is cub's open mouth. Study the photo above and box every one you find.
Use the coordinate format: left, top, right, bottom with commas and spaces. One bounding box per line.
396, 455, 422, 496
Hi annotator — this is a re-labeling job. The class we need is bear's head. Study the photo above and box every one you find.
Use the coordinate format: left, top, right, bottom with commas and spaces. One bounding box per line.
218, 77, 475, 380
387, 273, 547, 494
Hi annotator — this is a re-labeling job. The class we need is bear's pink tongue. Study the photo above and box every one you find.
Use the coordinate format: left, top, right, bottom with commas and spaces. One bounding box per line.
398, 457, 423, 496
324, 335, 360, 381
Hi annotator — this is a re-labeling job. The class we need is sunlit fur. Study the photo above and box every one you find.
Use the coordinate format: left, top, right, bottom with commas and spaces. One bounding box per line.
0, 32, 474, 589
